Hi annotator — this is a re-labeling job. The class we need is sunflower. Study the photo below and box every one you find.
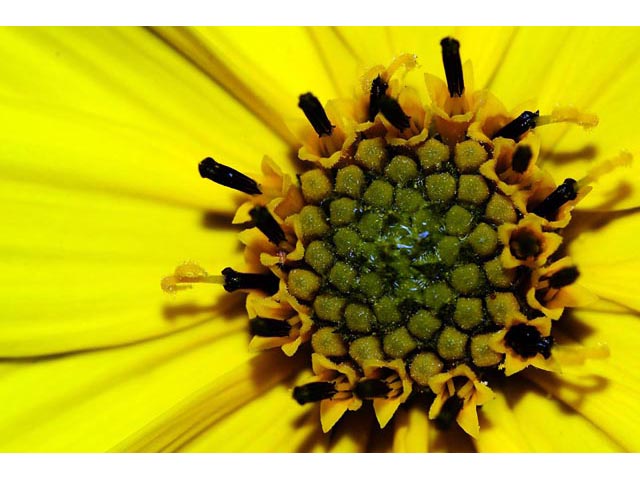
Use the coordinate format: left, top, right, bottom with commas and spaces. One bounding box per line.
1, 26, 639, 453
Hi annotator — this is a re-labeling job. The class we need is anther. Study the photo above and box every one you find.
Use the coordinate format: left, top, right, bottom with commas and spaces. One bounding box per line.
548, 266, 580, 289
532, 178, 578, 220
354, 379, 391, 399
249, 206, 287, 245
221, 267, 280, 295
504, 323, 553, 359
378, 96, 411, 131
494, 111, 539, 140
293, 382, 337, 405
440, 37, 465, 97
435, 395, 464, 430
369, 75, 389, 121
511, 145, 533, 174
198, 157, 261, 195
298, 92, 334, 137
509, 230, 541, 260
249, 317, 292, 337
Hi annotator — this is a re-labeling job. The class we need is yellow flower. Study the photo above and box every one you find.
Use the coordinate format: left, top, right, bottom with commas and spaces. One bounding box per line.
1, 26, 639, 452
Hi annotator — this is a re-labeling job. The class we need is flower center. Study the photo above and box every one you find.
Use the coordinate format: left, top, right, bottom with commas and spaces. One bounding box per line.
162, 36, 622, 439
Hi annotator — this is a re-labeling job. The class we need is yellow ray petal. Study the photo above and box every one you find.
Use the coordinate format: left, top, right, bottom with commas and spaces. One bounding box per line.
504, 379, 623, 452
474, 388, 531, 452
525, 309, 640, 451
568, 210, 640, 311
0, 27, 289, 207
0, 318, 269, 452
0, 178, 244, 356
392, 404, 429, 453
327, 409, 373, 453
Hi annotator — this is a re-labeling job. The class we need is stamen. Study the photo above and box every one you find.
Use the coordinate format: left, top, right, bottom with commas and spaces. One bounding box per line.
293, 382, 337, 405
435, 395, 463, 430
548, 266, 580, 289
509, 229, 541, 260
532, 178, 578, 220
440, 37, 465, 97
249, 206, 287, 245
198, 157, 261, 195
249, 317, 292, 337
504, 323, 553, 359
378, 96, 411, 131
298, 92, 334, 137
535, 106, 599, 130
511, 145, 533, 174
221, 267, 280, 295
494, 111, 539, 140
161, 262, 224, 293
355, 379, 391, 399
369, 75, 389, 121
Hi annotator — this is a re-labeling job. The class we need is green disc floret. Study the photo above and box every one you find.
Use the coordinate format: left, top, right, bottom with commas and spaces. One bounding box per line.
363, 179, 394, 208
425, 173, 457, 202
417, 138, 450, 172
408, 310, 441, 340
484, 257, 516, 288
313, 294, 347, 322
385, 155, 419, 185
383, 327, 418, 358
423, 282, 455, 311
312, 327, 347, 357
453, 297, 484, 330
355, 137, 388, 173
470, 333, 503, 367
304, 240, 335, 274
349, 336, 384, 366
450, 263, 484, 294
485, 292, 520, 325
299, 205, 330, 241
395, 187, 426, 212
333, 227, 362, 259
485, 193, 518, 225
437, 326, 468, 360
329, 197, 359, 226
288, 269, 321, 302
329, 261, 358, 293
335, 165, 366, 199
300, 169, 332, 204
437, 236, 461, 266
358, 212, 385, 240
458, 174, 490, 204
345, 303, 376, 333
454, 139, 488, 173
467, 222, 499, 257
373, 296, 402, 325
445, 205, 474, 236
409, 352, 444, 386
359, 271, 385, 298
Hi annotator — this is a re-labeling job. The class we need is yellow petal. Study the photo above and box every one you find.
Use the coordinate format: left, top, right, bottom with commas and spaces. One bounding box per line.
0, 27, 289, 207
501, 378, 622, 452
177, 377, 313, 452
392, 404, 429, 453
474, 389, 531, 452
0, 318, 269, 452
525, 309, 640, 451
0, 178, 244, 356
569, 210, 640, 311
327, 409, 373, 453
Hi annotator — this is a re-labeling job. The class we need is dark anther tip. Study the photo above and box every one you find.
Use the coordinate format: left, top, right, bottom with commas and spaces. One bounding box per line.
355, 379, 391, 399
379, 96, 411, 131
435, 395, 464, 430
198, 157, 261, 195
249, 206, 287, 245
504, 323, 554, 359
512, 145, 533, 173
494, 110, 539, 141
440, 37, 465, 98
549, 266, 580, 289
293, 382, 337, 405
221, 267, 280, 296
249, 317, 292, 338
298, 92, 334, 137
531, 178, 579, 220
368, 75, 389, 121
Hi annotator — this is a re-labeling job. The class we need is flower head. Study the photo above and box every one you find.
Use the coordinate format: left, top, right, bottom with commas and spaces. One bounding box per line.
2, 27, 640, 453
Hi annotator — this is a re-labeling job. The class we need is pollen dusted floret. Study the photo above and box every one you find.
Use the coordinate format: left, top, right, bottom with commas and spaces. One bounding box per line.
165, 37, 608, 440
